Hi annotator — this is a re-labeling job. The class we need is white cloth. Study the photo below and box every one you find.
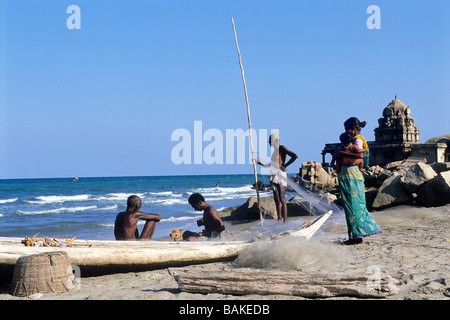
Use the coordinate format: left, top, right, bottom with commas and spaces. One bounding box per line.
354, 138, 363, 149
270, 170, 287, 187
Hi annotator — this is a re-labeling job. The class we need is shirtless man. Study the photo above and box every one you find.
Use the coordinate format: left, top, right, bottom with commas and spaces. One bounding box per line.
260, 133, 298, 223
187, 193, 225, 239
114, 195, 161, 240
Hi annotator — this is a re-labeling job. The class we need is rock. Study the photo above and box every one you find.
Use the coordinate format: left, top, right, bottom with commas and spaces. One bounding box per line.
416, 171, 450, 207
395, 157, 427, 176
252, 181, 270, 191
363, 165, 393, 188
299, 161, 336, 191
430, 162, 450, 174
229, 195, 313, 221
287, 196, 316, 216
364, 188, 379, 212
218, 206, 238, 220
300, 161, 318, 182
385, 160, 404, 170
376, 170, 394, 186
230, 197, 261, 221
400, 162, 437, 193
230, 196, 281, 221
325, 192, 337, 202
315, 169, 336, 191
372, 173, 412, 209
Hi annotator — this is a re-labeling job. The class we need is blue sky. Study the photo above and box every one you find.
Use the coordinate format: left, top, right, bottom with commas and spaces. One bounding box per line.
0, 0, 449, 179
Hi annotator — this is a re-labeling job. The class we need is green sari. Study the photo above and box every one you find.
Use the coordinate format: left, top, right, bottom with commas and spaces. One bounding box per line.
338, 165, 381, 239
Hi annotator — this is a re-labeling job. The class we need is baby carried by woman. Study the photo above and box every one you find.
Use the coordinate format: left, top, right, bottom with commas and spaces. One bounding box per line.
335, 132, 367, 173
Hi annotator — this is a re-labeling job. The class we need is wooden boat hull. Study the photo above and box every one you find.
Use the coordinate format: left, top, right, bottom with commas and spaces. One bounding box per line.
0, 238, 249, 278
288, 210, 332, 239
0, 211, 332, 280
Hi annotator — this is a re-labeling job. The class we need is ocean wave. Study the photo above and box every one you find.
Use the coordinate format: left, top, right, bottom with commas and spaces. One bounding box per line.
98, 223, 114, 228
191, 185, 255, 198
143, 198, 186, 206
18, 185, 254, 208
94, 205, 119, 211
25, 194, 91, 204
95, 193, 145, 202
146, 191, 182, 197
16, 206, 98, 215
0, 198, 18, 204
163, 215, 201, 222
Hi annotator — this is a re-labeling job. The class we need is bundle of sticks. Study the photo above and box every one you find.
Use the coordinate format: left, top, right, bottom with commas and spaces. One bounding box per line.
23, 233, 77, 247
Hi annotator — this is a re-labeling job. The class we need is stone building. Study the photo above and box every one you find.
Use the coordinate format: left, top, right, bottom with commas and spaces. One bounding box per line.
411, 134, 450, 163
321, 97, 448, 167
369, 97, 421, 166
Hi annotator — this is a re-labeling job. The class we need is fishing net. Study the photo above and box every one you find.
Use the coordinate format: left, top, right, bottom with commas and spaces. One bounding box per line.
258, 157, 345, 218
218, 159, 346, 242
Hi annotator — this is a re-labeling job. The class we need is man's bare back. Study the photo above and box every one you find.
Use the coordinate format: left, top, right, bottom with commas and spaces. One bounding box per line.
114, 195, 161, 240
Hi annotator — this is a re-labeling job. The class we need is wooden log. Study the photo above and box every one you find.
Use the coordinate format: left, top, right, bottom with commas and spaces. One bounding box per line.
169, 268, 399, 298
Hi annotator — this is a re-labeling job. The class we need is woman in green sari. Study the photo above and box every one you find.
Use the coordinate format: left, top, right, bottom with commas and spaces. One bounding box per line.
338, 165, 382, 244
338, 117, 381, 245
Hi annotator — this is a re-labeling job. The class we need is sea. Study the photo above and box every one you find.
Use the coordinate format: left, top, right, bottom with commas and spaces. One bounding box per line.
0, 174, 278, 240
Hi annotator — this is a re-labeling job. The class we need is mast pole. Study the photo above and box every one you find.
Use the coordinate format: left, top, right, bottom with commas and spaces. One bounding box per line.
231, 17, 262, 221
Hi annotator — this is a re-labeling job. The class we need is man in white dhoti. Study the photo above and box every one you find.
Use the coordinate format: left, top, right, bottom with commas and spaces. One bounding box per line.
266, 133, 298, 223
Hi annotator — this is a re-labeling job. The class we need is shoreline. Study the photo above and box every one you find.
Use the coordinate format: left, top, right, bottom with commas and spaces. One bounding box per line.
0, 204, 448, 300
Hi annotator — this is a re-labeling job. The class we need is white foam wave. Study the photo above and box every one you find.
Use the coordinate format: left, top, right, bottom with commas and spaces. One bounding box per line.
99, 223, 114, 228
95, 193, 145, 202
0, 198, 18, 204
190, 185, 257, 202
146, 191, 182, 197
16, 206, 97, 215
25, 194, 91, 204
143, 198, 185, 206
163, 215, 201, 222
94, 205, 119, 211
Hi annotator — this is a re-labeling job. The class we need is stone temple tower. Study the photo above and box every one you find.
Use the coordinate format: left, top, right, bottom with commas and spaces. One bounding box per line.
370, 97, 421, 166
374, 96, 420, 143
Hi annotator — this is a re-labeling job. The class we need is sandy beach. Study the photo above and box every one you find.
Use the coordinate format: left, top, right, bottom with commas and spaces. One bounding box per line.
1, 204, 448, 301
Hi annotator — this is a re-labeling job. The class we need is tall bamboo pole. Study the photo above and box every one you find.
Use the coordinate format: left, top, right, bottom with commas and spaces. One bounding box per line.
231, 17, 262, 221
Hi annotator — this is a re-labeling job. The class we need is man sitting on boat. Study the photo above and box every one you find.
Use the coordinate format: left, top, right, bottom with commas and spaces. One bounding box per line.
185, 193, 225, 241
114, 195, 161, 240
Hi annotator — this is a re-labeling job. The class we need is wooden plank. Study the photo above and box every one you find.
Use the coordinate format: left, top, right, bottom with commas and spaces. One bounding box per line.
169, 268, 399, 298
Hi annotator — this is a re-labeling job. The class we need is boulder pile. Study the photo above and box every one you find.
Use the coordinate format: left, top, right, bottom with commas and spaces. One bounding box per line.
221, 158, 450, 221
301, 158, 450, 210
364, 159, 450, 209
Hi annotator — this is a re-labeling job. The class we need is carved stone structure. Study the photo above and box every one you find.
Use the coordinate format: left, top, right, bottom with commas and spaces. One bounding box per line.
369, 97, 421, 166
373, 97, 420, 143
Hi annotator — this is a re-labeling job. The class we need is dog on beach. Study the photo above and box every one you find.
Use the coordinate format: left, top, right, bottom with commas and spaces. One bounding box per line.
170, 229, 183, 241
170, 228, 201, 241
